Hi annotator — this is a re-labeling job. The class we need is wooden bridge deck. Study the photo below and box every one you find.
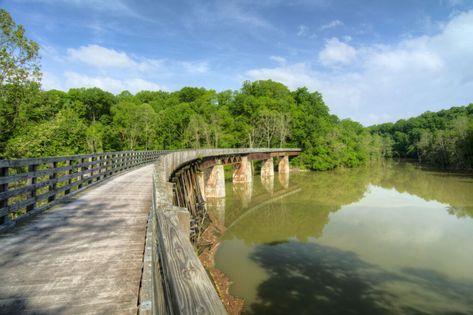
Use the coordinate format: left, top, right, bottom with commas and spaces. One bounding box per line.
0, 165, 154, 315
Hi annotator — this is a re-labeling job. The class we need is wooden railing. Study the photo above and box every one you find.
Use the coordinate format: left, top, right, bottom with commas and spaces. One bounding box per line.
0, 151, 166, 231
141, 148, 301, 315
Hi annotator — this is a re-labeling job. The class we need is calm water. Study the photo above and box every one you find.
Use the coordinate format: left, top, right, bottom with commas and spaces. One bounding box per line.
210, 161, 473, 315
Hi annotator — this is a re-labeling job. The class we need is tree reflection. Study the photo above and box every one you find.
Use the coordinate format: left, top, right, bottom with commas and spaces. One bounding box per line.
246, 241, 473, 315
370, 161, 473, 218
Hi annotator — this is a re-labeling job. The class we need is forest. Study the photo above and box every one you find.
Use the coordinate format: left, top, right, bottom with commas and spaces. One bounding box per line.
371, 105, 473, 170
1, 8, 472, 171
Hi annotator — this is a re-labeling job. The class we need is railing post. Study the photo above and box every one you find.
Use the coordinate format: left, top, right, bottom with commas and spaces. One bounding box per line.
0, 167, 9, 226
48, 162, 57, 203
65, 160, 72, 195
102, 154, 107, 178
97, 155, 103, 181
26, 164, 38, 211
79, 158, 85, 189
111, 153, 116, 174
89, 156, 94, 184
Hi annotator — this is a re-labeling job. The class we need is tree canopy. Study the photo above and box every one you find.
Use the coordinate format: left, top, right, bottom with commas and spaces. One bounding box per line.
1, 8, 471, 171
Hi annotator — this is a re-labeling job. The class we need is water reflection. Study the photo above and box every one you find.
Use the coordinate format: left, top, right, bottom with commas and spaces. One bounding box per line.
278, 171, 289, 189
206, 197, 226, 225
245, 241, 473, 315
260, 176, 274, 195
370, 161, 473, 218
233, 182, 254, 208
215, 162, 473, 315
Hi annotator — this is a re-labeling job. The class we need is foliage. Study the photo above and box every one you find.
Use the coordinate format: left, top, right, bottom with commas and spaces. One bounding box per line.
370, 104, 473, 169
0, 9, 41, 154
3, 9, 470, 171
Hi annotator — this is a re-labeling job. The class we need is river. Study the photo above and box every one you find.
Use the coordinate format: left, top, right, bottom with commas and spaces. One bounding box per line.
208, 161, 473, 315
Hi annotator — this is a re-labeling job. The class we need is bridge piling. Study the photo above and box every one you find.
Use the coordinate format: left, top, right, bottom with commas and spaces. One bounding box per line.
233, 156, 252, 183
204, 161, 225, 198
261, 157, 274, 177
278, 155, 290, 174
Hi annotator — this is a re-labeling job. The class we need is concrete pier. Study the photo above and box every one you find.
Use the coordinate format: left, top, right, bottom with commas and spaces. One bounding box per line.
261, 158, 274, 178
278, 156, 289, 174
233, 156, 252, 183
205, 161, 226, 198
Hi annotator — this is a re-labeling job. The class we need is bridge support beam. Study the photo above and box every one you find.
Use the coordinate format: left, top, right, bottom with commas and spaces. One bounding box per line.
278, 156, 290, 174
233, 156, 252, 183
260, 157, 274, 178
196, 170, 206, 202
204, 161, 225, 199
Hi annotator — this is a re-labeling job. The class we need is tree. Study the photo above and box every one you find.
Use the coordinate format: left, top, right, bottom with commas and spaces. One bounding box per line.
0, 9, 40, 87
0, 9, 41, 155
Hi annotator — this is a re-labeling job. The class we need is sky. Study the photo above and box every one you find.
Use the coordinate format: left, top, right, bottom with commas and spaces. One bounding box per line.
3, 0, 473, 125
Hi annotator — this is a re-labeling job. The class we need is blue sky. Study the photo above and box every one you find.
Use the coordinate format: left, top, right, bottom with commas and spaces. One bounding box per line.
3, 0, 473, 125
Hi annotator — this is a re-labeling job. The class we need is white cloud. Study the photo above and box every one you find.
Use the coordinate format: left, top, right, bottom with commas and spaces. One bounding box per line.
320, 19, 344, 30
21, 0, 146, 19
63, 72, 165, 93
247, 63, 317, 90
42, 43, 212, 93
180, 61, 209, 74
270, 56, 286, 65
190, 1, 273, 30
67, 45, 161, 71
68, 45, 135, 68
246, 10, 473, 125
297, 25, 308, 36
318, 38, 357, 66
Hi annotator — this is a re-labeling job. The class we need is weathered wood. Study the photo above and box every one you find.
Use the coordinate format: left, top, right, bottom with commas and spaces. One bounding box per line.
1, 148, 302, 314
156, 207, 226, 315
65, 160, 72, 195
26, 164, 37, 212
0, 167, 8, 226
0, 165, 155, 314
48, 162, 58, 202
0, 150, 166, 230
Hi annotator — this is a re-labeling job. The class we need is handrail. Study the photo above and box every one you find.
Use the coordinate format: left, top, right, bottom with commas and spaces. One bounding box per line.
145, 148, 301, 315
0, 150, 167, 231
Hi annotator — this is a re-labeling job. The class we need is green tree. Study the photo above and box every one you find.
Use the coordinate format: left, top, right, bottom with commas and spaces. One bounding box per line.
0, 9, 41, 155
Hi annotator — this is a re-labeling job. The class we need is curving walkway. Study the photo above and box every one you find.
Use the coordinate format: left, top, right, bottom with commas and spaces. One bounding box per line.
0, 165, 154, 315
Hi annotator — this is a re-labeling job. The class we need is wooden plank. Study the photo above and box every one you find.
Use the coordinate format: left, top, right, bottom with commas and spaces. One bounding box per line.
48, 162, 58, 202
0, 167, 9, 226
0, 165, 154, 314
64, 160, 72, 195
0, 151, 161, 168
156, 207, 227, 315
26, 164, 37, 212
0, 157, 113, 185
0, 166, 108, 202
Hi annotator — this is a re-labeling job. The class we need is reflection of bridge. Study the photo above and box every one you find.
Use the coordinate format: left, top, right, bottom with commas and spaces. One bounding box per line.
0, 148, 300, 314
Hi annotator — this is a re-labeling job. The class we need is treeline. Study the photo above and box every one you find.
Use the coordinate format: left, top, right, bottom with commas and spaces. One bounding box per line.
0, 80, 389, 170
370, 105, 473, 170
3, 8, 471, 171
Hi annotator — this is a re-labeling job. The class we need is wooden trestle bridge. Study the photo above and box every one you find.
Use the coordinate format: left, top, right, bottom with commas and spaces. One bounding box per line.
0, 148, 300, 315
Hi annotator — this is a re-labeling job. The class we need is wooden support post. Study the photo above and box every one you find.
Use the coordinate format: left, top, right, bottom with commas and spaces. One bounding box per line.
79, 158, 85, 189
26, 164, 38, 211
48, 162, 57, 202
0, 167, 9, 225
196, 170, 206, 203
89, 156, 94, 184
65, 160, 73, 195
